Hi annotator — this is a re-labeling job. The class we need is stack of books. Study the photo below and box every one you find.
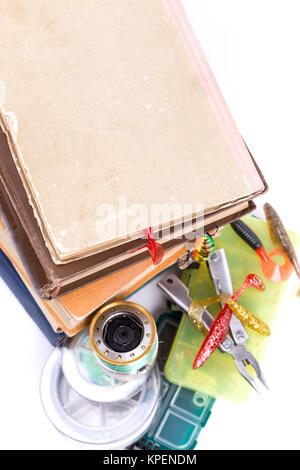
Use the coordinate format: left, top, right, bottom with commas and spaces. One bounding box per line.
0, 0, 266, 339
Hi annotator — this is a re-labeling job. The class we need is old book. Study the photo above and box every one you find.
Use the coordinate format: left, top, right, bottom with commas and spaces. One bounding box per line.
0, 248, 65, 345
0, 0, 266, 266
0, 131, 255, 298
0, 217, 188, 334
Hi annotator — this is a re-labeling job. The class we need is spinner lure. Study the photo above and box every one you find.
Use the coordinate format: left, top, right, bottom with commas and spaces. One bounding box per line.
193, 234, 216, 263
177, 233, 216, 270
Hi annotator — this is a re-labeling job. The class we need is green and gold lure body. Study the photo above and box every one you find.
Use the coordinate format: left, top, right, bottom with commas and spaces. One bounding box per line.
177, 234, 216, 270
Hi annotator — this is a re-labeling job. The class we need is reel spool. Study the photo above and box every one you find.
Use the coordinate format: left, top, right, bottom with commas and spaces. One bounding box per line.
89, 301, 158, 380
61, 328, 148, 403
40, 348, 161, 448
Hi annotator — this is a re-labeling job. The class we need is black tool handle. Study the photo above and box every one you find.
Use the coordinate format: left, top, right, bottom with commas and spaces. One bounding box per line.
230, 219, 263, 251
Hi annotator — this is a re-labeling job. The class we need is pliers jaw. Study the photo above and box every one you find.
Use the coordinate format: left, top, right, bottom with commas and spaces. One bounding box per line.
232, 345, 269, 393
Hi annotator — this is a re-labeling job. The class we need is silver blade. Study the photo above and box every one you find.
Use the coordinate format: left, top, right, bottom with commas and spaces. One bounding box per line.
207, 249, 233, 297
207, 249, 249, 345
157, 273, 192, 313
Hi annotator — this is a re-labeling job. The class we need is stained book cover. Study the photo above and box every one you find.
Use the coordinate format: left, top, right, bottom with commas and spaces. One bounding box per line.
0, 0, 266, 265
0, 125, 256, 298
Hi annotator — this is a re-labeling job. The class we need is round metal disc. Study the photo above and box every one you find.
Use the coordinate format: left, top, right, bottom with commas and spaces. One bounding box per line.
89, 301, 156, 367
61, 328, 147, 403
40, 348, 161, 448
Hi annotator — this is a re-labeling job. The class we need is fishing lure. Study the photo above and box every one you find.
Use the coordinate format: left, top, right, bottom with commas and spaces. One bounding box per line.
192, 274, 268, 369
130, 227, 164, 265
264, 203, 300, 280
192, 294, 270, 336
224, 298, 270, 336
177, 233, 216, 270
188, 301, 206, 331
231, 219, 293, 283
193, 234, 216, 263
188, 274, 264, 329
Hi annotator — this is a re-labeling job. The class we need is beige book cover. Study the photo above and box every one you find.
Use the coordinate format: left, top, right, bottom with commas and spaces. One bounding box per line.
0, 0, 266, 264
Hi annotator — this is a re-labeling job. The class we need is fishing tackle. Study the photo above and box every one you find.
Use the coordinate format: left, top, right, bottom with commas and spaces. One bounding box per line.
264, 203, 300, 281
144, 227, 164, 266
224, 298, 270, 336
130, 227, 164, 266
188, 301, 207, 332
193, 234, 216, 263
192, 274, 268, 369
177, 231, 216, 270
90, 301, 158, 380
231, 219, 293, 283
191, 294, 270, 336
157, 273, 268, 392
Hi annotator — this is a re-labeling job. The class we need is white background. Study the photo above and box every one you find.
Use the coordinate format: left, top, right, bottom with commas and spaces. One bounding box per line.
1, 0, 300, 450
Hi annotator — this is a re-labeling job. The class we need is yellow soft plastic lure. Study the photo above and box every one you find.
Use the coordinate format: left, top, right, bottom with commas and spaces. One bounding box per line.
190, 294, 271, 337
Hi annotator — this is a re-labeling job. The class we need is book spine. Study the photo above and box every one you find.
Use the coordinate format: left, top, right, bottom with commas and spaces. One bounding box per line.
0, 181, 60, 298
0, 248, 65, 345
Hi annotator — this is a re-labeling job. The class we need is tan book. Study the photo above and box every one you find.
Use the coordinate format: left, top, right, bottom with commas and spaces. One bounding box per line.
0, 0, 266, 265
0, 151, 255, 298
0, 217, 187, 335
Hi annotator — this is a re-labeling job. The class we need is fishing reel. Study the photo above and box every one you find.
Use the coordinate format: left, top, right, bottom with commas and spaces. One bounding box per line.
40, 301, 160, 447
90, 301, 158, 380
